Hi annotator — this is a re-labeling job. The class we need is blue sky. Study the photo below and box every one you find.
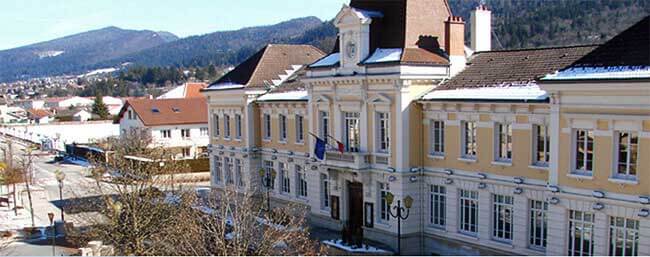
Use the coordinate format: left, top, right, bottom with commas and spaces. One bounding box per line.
0, 0, 349, 50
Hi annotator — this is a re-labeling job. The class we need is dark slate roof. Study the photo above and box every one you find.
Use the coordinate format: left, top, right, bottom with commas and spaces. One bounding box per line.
564, 16, 649, 68
207, 44, 324, 90
438, 45, 598, 90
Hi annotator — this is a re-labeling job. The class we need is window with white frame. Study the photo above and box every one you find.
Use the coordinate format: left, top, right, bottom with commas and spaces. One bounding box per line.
462, 121, 478, 159
459, 189, 478, 235
319, 111, 329, 139
568, 210, 594, 256
492, 194, 514, 242
263, 160, 274, 190
235, 114, 242, 139
263, 114, 271, 140
223, 114, 231, 139
430, 185, 446, 227
279, 114, 287, 142
280, 162, 290, 194
609, 216, 639, 256
529, 200, 548, 250
344, 112, 361, 152
181, 148, 191, 157
320, 173, 330, 210
213, 156, 222, 183
533, 124, 550, 166
574, 129, 594, 175
161, 130, 171, 139
296, 165, 307, 198
200, 127, 208, 137
615, 132, 638, 180
224, 157, 234, 185
235, 159, 244, 187
431, 120, 445, 155
379, 182, 391, 223
296, 115, 304, 143
213, 114, 220, 137
495, 123, 513, 162
377, 112, 390, 153
181, 129, 191, 139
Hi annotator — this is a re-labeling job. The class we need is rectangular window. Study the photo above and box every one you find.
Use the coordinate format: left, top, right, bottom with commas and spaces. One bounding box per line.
213, 156, 222, 183
321, 174, 330, 210
280, 162, 290, 194
377, 112, 390, 153
181, 148, 191, 157
431, 120, 445, 155
495, 123, 513, 162
319, 111, 329, 139
615, 132, 638, 180
459, 189, 479, 235
609, 217, 639, 256
181, 129, 190, 139
161, 130, 171, 139
263, 160, 274, 190
213, 114, 220, 137
200, 127, 208, 137
128, 110, 133, 120
568, 210, 594, 256
296, 115, 304, 143
224, 157, 234, 185
462, 121, 478, 158
529, 200, 548, 250
296, 165, 307, 198
279, 114, 287, 142
430, 185, 446, 227
344, 112, 361, 152
533, 125, 550, 166
492, 195, 514, 242
379, 182, 391, 222
263, 114, 271, 140
235, 159, 244, 187
574, 129, 594, 175
223, 114, 231, 139
235, 114, 242, 139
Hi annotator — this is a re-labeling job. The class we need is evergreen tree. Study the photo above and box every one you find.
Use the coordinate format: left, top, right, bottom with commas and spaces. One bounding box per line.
92, 94, 110, 120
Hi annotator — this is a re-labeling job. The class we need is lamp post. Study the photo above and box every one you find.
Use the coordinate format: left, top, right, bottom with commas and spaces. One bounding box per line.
48, 212, 55, 256
258, 168, 276, 212
385, 192, 413, 256
55, 170, 65, 222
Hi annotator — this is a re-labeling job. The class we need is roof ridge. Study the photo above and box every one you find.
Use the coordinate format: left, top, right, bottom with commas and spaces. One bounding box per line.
475, 44, 601, 54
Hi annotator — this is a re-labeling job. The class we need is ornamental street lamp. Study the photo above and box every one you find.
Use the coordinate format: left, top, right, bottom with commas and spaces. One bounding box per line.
47, 212, 55, 256
385, 192, 413, 256
258, 168, 276, 212
55, 170, 65, 222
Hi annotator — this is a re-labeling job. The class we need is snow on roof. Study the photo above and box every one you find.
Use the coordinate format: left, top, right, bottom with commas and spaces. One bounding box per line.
422, 84, 548, 101
309, 53, 340, 68
272, 65, 304, 86
542, 66, 650, 81
351, 7, 384, 20
363, 48, 403, 64
257, 90, 308, 101
205, 82, 246, 91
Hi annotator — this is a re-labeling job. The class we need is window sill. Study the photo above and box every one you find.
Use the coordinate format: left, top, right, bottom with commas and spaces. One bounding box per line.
608, 177, 638, 185
456, 231, 479, 240
295, 141, 305, 146
234, 138, 242, 142
427, 224, 446, 231
529, 164, 549, 171
492, 161, 512, 167
279, 140, 287, 145
262, 139, 271, 143
223, 137, 231, 141
429, 154, 445, 160
458, 157, 477, 163
567, 173, 593, 180
373, 152, 391, 156
489, 239, 514, 248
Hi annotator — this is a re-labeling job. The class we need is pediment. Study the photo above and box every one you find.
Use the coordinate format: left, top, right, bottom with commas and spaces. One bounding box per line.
334, 5, 381, 26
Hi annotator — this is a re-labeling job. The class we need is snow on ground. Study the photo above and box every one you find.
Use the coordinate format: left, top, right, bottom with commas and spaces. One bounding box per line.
77, 68, 118, 78
322, 239, 389, 254
363, 48, 402, 64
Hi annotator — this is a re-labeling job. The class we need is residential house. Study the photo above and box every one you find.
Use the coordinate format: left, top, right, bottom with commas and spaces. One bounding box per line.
27, 109, 52, 124
117, 98, 209, 159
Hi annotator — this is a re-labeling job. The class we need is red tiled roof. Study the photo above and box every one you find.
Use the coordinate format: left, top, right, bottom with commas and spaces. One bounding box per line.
119, 98, 207, 126
184, 83, 207, 98
27, 109, 52, 119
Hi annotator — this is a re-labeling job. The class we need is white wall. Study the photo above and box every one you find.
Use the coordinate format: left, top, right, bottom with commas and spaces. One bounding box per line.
0, 121, 119, 151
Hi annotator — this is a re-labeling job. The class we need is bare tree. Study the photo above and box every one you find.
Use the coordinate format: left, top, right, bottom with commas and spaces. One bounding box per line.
71, 130, 324, 256
17, 147, 36, 227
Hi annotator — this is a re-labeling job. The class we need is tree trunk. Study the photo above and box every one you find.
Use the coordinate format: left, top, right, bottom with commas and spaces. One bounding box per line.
12, 184, 17, 216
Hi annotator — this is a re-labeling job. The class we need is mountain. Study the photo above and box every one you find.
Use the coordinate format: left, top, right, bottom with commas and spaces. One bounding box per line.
0, 27, 179, 82
99, 17, 325, 68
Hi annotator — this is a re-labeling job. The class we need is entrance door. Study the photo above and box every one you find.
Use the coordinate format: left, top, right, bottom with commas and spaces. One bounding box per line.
347, 182, 364, 245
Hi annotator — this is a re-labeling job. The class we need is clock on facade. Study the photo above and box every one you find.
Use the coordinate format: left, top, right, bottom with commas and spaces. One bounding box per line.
346, 41, 357, 59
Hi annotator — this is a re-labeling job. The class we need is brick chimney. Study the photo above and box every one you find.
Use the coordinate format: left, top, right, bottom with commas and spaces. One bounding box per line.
471, 4, 492, 52
445, 16, 465, 57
